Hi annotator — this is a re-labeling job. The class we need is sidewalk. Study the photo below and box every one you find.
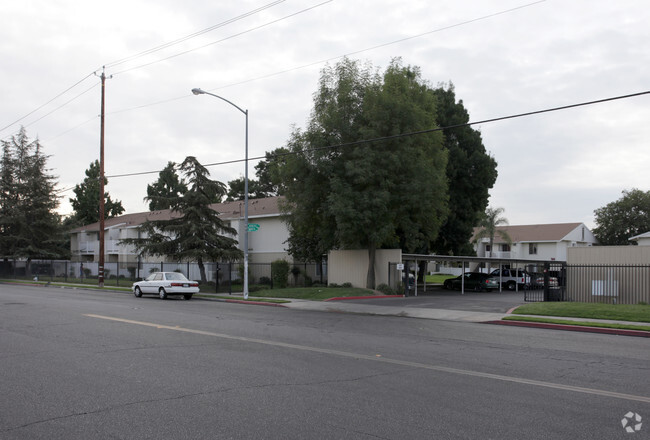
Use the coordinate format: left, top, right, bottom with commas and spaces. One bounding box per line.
204, 293, 650, 337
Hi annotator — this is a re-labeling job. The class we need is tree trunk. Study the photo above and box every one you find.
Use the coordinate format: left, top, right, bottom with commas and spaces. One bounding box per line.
418, 261, 427, 283
197, 257, 207, 284
366, 245, 376, 289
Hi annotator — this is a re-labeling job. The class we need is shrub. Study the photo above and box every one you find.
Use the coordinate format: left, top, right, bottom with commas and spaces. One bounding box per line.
259, 276, 272, 286
329, 283, 340, 288
376, 283, 395, 295
271, 259, 290, 289
342, 282, 353, 288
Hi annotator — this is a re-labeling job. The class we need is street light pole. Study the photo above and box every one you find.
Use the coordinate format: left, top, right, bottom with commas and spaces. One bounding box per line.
191, 88, 249, 300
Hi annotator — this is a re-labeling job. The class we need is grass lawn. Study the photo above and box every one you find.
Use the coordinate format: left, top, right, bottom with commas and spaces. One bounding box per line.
1, 278, 133, 292
510, 302, 650, 323
502, 315, 650, 332
251, 287, 375, 301
425, 274, 456, 284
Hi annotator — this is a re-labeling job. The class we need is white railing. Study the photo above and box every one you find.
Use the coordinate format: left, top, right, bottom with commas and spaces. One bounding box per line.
486, 251, 512, 259
78, 242, 96, 253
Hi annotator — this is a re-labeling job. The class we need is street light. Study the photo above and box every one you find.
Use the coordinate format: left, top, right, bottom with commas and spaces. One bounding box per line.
191, 87, 249, 300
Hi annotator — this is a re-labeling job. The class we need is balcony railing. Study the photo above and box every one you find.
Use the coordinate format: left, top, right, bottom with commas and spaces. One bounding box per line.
486, 251, 512, 259
76, 240, 134, 255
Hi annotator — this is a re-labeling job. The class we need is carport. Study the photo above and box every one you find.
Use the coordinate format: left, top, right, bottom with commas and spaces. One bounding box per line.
395, 254, 565, 299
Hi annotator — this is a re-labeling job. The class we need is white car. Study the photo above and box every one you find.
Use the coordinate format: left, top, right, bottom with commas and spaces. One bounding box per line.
132, 272, 199, 300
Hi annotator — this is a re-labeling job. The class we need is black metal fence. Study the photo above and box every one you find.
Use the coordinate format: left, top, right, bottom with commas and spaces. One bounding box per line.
0, 259, 327, 294
524, 262, 567, 302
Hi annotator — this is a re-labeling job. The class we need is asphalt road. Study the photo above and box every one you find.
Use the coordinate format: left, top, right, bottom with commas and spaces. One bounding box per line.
1, 284, 648, 439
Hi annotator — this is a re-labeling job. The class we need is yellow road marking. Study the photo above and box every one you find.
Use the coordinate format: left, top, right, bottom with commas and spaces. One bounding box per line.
84, 314, 650, 404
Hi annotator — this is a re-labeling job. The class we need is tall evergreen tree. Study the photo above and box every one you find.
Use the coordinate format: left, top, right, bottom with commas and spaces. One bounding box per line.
0, 137, 17, 257
69, 160, 124, 225
0, 127, 66, 263
280, 58, 448, 288
121, 157, 242, 283
145, 161, 187, 211
431, 84, 498, 256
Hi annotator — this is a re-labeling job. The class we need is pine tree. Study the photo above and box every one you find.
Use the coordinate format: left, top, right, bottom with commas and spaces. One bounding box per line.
0, 127, 66, 265
69, 160, 124, 225
122, 157, 242, 283
145, 161, 187, 211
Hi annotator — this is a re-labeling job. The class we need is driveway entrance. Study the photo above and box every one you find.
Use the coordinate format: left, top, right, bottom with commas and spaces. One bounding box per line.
345, 290, 527, 314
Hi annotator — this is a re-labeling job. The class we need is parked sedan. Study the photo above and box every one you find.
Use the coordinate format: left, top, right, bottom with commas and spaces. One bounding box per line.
132, 272, 199, 300
443, 272, 499, 292
530, 273, 559, 289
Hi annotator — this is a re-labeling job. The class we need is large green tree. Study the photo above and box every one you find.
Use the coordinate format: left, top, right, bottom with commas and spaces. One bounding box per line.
121, 156, 242, 283
593, 189, 650, 245
69, 160, 124, 225
226, 148, 290, 201
0, 127, 67, 263
431, 84, 498, 255
279, 58, 448, 288
146, 161, 187, 211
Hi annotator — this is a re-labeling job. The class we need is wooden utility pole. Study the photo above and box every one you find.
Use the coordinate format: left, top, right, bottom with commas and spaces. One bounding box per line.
98, 67, 107, 287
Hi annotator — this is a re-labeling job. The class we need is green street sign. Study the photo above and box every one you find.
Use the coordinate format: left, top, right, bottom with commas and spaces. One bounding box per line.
247, 223, 260, 232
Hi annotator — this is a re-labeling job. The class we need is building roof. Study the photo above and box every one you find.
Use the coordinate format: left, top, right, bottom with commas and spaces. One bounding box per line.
628, 231, 650, 242
473, 222, 585, 244
70, 196, 283, 233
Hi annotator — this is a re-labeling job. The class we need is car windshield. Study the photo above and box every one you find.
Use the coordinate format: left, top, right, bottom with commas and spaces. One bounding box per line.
165, 272, 188, 281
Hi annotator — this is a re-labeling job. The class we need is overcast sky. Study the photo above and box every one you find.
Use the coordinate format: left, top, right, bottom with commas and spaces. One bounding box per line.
1, 0, 648, 229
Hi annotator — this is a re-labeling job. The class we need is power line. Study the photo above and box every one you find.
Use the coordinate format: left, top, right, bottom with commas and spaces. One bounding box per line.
111, 1, 333, 77
0, 82, 99, 144
104, 0, 287, 69
215, 0, 547, 91
107, 0, 545, 114
0, 1, 294, 139
0, 72, 95, 135
103, 89, 650, 181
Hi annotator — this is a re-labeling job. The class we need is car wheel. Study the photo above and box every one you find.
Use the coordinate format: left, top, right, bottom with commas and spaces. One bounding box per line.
443, 281, 452, 290
159, 288, 168, 300
474, 285, 482, 292
134, 286, 142, 298
506, 281, 516, 291
183, 294, 193, 300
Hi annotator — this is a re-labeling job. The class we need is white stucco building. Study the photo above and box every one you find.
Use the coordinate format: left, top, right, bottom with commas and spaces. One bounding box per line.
69, 196, 290, 265
473, 222, 598, 262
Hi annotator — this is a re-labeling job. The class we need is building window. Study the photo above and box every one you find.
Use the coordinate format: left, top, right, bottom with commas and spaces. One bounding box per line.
501, 244, 511, 252
529, 243, 537, 255
485, 244, 491, 254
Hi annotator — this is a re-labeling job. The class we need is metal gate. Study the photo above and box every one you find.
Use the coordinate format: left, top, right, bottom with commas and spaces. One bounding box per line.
525, 262, 567, 302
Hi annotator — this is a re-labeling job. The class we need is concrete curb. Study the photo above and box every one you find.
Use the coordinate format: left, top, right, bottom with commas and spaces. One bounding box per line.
221, 298, 288, 308
485, 319, 650, 338
324, 295, 403, 302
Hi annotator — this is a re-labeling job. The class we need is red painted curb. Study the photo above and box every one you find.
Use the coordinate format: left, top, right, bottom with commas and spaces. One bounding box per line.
224, 299, 287, 307
485, 320, 650, 338
324, 295, 404, 302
